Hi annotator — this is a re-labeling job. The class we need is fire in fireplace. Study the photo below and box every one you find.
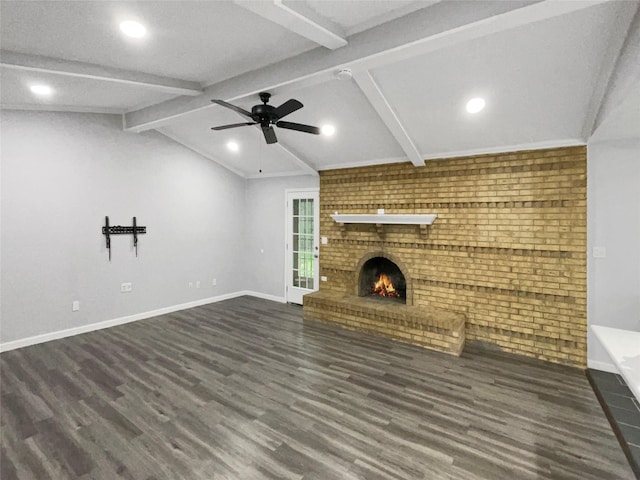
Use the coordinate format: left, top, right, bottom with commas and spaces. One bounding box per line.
372, 273, 398, 297
359, 257, 406, 303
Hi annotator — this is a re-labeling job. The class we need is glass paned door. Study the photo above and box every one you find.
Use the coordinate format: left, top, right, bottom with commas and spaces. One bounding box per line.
286, 190, 319, 304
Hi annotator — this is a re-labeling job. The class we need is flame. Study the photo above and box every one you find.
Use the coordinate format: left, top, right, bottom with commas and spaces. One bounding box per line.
371, 273, 398, 297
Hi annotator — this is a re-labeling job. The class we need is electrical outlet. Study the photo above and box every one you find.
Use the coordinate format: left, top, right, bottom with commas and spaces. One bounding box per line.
321, 276, 327, 282
212, 278, 217, 286
72, 300, 80, 311
321, 236, 328, 245
189, 282, 193, 288
593, 247, 607, 258
196, 281, 200, 288
120, 282, 132, 293
377, 208, 385, 215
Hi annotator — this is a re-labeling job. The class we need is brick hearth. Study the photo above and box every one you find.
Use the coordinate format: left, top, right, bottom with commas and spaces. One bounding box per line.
304, 291, 466, 355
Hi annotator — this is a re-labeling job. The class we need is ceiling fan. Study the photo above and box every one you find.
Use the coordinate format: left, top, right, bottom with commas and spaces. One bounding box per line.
210, 92, 320, 145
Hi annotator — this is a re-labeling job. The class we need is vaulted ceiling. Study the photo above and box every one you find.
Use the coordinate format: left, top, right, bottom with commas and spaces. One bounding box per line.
2, 0, 639, 178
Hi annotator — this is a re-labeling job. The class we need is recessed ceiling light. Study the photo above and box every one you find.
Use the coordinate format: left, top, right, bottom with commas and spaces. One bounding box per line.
466, 97, 485, 114
30, 85, 53, 96
227, 141, 239, 152
120, 20, 146, 38
321, 124, 336, 136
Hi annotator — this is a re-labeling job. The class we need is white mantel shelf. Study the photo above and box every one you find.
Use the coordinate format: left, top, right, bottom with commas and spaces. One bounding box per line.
331, 214, 437, 225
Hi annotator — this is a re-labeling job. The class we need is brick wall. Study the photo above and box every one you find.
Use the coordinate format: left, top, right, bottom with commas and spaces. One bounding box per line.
318, 146, 587, 367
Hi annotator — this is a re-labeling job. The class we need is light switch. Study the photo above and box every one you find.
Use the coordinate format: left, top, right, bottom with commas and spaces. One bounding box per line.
593, 246, 607, 258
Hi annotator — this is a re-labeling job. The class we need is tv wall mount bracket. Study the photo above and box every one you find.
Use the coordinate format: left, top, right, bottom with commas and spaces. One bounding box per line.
102, 216, 147, 260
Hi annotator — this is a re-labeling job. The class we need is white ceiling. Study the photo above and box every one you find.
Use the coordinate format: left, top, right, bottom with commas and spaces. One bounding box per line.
369, 2, 624, 157
161, 79, 407, 176
0, 1, 315, 84
1, 0, 639, 178
158, 107, 311, 178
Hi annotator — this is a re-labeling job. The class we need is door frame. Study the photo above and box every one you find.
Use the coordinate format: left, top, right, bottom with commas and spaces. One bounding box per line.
284, 188, 320, 304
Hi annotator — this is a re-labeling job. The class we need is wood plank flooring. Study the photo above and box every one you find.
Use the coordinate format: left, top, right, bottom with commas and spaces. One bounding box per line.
1, 296, 634, 479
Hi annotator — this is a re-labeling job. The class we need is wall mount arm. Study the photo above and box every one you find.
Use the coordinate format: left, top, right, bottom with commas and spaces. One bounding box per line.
102, 216, 147, 260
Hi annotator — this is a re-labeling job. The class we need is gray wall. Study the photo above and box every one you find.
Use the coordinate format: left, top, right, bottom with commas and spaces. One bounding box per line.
587, 138, 640, 369
244, 175, 319, 299
1, 110, 246, 344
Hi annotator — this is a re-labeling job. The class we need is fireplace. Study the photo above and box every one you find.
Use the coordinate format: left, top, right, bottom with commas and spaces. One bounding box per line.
304, 250, 465, 355
358, 256, 406, 304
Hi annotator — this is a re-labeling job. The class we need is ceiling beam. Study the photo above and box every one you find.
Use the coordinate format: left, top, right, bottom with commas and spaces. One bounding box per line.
590, 3, 640, 136
353, 70, 423, 167
234, 0, 347, 50
0, 103, 125, 115
125, 0, 612, 132
0, 51, 202, 98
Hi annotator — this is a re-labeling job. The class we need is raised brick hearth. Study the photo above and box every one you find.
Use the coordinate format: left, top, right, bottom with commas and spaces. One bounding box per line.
304, 291, 466, 355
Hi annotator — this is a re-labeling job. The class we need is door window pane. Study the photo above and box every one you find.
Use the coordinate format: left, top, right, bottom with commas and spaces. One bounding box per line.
290, 196, 315, 292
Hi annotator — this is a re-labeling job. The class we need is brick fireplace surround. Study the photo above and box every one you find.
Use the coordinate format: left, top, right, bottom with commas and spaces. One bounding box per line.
303, 146, 587, 368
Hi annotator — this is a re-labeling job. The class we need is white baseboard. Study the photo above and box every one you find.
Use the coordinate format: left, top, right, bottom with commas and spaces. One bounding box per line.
587, 359, 619, 374
0, 290, 283, 353
242, 290, 287, 303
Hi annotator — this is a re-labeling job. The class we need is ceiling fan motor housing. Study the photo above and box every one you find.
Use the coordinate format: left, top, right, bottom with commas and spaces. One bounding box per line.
251, 104, 278, 125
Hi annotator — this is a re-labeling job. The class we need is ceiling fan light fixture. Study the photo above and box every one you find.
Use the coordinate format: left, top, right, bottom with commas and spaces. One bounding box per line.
30, 84, 53, 96
120, 20, 147, 38
227, 141, 239, 152
321, 124, 336, 136
466, 97, 486, 114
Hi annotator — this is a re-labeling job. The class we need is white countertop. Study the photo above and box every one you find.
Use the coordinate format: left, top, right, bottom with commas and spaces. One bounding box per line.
591, 325, 640, 404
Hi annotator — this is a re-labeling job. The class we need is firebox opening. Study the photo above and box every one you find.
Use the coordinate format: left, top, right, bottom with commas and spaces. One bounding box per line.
358, 257, 406, 303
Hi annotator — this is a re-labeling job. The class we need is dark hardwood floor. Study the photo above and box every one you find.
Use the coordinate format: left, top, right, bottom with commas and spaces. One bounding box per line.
1, 296, 634, 479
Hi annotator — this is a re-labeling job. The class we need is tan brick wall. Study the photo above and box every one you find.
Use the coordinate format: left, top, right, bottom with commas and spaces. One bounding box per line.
318, 146, 587, 367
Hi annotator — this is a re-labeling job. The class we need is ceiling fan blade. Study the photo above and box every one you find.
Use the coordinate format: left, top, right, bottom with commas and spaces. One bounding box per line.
276, 121, 320, 135
273, 99, 303, 119
262, 126, 278, 144
211, 99, 253, 119
210, 122, 256, 131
